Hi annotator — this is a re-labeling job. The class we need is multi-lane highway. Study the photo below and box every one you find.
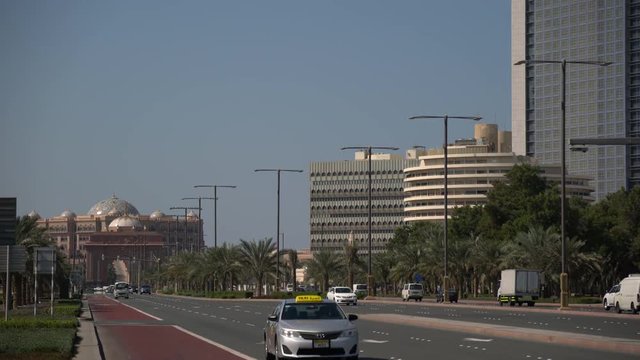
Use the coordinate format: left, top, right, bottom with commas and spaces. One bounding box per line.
89, 293, 640, 359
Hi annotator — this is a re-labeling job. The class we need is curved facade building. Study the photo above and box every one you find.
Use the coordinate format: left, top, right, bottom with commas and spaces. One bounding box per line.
404, 142, 594, 223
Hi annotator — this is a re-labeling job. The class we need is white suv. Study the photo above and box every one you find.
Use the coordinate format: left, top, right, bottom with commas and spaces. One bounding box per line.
402, 283, 424, 302
603, 284, 620, 311
327, 287, 357, 306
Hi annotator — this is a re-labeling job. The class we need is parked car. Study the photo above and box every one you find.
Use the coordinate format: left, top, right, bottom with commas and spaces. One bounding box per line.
140, 284, 152, 294
327, 287, 357, 306
401, 283, 423, 302
603, 284, 620, 311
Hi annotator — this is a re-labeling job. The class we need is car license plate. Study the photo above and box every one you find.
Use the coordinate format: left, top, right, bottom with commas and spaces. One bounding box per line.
313, 339, 329, 348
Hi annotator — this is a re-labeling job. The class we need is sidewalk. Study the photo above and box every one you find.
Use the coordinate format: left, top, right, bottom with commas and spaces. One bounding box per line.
73, 297, 102, 360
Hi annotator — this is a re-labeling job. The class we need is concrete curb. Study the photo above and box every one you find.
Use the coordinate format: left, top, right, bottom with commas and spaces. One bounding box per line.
72, 297, 103, 360
361, 313, 640, 356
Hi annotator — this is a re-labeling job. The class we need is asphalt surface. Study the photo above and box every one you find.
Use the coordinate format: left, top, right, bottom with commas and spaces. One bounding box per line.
96, 293, 640, 359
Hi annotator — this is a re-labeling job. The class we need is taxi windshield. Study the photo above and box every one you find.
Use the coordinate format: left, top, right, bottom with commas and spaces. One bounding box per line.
335, 287, 352, 293
281, 303, 345, 320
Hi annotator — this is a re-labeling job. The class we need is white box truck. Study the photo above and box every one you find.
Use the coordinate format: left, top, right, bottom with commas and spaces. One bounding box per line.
497, 269, 541, 306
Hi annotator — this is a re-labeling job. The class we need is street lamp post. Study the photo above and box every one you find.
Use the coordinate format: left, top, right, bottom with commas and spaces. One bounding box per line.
170, 207, 200, 252
409, 115, 481, 298
341, 146, 399, 297
194, 185, 237, 248
182, 197, 215, 251
515, 59, 611, 309
254, 169, 303, 292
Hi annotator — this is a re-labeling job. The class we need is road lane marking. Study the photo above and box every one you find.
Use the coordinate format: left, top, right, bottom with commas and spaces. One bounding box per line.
172, 325, 255, 360
362, 339, 389, 344
246, 323, 256, 327
463, 338, 493, 342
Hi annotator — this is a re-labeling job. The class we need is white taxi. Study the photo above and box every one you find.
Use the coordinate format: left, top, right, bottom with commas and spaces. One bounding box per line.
264, 295, 359, 359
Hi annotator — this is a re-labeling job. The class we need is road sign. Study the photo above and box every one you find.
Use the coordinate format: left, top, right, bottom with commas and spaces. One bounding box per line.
0, 245, 27, 272
0, 198, 16, 246
35, 247, 56, 274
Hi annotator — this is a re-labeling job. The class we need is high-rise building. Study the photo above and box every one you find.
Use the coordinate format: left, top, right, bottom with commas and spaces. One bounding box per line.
512, 0, 637, 199
309, 152, 419, 254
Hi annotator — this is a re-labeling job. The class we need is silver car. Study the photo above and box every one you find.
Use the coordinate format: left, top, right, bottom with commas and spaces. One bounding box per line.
264, 295, 359, 359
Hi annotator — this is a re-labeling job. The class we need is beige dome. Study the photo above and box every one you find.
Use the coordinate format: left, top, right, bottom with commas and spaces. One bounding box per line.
108, 215, 142, 231
150, 210, 166, 220
59, 210, 76, 219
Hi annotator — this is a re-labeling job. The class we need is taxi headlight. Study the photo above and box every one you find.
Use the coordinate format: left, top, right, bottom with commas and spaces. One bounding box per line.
341, 328, 358, 337
280, 328, 301, 338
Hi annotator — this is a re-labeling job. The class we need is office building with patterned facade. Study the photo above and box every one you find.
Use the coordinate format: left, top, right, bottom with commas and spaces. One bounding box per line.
512, 0, 639, 200
309, 151, 420, 254
404, 124, 594, 222
31, 195, 202, 287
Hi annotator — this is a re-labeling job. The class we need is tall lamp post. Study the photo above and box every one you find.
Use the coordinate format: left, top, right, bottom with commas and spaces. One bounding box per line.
169, 207, 201, 252
515, 59, 611, 309
254, 169, 303, 292
408, 115, 481, 298
194, 185, 237, 248
182, 197, 215, 251
341, 146, 399, 297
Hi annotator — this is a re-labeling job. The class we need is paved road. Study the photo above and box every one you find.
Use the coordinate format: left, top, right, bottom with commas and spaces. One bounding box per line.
96, 293, 639, 359
346, 300, 640, 340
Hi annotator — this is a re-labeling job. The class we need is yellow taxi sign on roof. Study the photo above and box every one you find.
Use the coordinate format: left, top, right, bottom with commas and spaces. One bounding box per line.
295, 295, 322, 303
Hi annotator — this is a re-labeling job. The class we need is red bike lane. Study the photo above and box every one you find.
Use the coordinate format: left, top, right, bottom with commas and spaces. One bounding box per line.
88, 295, 253, 360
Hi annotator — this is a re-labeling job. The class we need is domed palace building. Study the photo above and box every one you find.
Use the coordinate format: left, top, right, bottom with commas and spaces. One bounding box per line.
32, 195, 202, 287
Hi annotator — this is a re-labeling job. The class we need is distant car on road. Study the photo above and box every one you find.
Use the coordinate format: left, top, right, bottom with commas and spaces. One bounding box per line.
114, 282, 129, 299
264, 295, 359, 360
140, 284, 152, 295
401, 283, 424, 302
327, 287, 357, 306
603, 284, 620, 311
352, 284, 367, 297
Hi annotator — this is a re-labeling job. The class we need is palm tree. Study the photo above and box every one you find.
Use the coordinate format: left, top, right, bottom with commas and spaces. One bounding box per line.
287, 249, 300, 288
342, 241, 362, 290
210, 243, 242, 291
166, 252, 193, 293
372, 252, 394, 295
14, 215, 65, 307
238, 238, 276, 297
305, 249, 343, 292
471, 236, 504, 295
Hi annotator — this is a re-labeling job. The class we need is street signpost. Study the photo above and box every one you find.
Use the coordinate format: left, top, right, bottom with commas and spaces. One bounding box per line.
0, 245, 26, 321
34, 247, 56, 316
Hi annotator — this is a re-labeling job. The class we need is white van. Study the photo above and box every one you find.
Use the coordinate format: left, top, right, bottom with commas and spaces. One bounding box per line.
352, 284, 367, 297
401, 283, 423, 302
114, 281, 129, 299
614, 275, 640, 314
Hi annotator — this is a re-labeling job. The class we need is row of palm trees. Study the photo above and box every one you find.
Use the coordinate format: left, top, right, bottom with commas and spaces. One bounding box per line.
147, 221, 602, 299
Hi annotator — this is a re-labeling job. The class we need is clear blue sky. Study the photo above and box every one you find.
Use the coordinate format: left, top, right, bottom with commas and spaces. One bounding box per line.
0, 1, 511, 250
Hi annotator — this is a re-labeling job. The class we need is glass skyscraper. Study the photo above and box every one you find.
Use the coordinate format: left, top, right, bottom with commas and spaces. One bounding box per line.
512, 0, 640, 199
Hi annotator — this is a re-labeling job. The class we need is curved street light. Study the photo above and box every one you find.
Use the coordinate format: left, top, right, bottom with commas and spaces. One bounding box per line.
409, 115, 481, 298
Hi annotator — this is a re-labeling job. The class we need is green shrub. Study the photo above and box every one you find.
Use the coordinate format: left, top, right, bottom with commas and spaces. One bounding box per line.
0, 328, 75, 358
0, 318, 78, 329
